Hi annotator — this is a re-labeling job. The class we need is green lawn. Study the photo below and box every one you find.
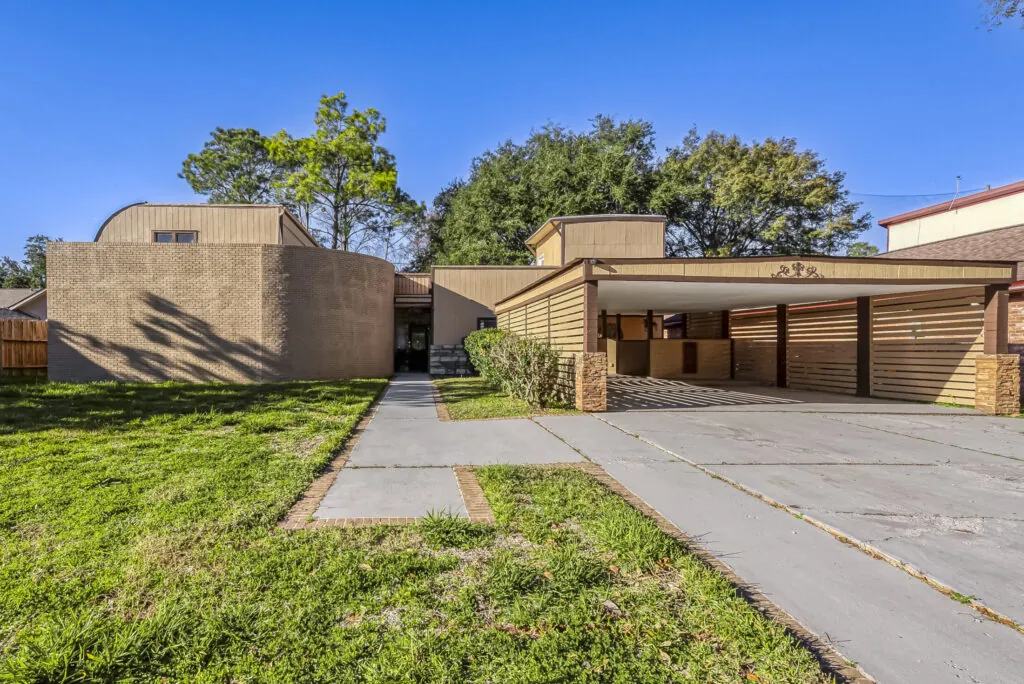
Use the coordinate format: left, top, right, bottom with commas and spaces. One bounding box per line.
435, 376, 580, 420
1, 380, 830, 682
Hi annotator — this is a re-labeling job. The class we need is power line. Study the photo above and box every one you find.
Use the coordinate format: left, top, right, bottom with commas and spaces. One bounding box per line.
849, 188, 986, 199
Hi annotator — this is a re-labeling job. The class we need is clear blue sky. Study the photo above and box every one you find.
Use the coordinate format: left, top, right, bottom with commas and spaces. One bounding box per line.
1, 0, 1021, 259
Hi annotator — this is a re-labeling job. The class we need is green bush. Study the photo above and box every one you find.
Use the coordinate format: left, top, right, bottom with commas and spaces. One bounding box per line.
463, 328, 508, 382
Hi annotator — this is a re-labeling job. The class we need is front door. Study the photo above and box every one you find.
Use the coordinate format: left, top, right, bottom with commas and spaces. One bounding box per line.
408, 325, 429, 372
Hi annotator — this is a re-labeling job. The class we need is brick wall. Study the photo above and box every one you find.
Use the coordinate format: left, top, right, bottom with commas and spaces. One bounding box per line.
1011, 292, 1024, 402
48, 243, 394, 383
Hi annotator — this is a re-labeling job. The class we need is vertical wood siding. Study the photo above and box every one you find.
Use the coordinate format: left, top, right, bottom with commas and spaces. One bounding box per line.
870, 287, 984, 405
563, 220, 664, 261
0, 319, 47, 369
394, 273, 432, 296
433, 267, 554, 345
730, 309, 777, 384
787, 301, 858, 395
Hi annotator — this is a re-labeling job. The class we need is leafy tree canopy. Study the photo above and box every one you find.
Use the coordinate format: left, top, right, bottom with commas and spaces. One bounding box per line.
268, 92, 423, 255
1, 235, 61, 289
984, 0, 1023, 27
418, 118, 871, 266
653, 129, 870, 257
180, 128, 285, 204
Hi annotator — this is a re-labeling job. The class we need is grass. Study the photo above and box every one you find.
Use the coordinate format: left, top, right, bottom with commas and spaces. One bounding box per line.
0, 381, 830, 682
434, 376, 580, 420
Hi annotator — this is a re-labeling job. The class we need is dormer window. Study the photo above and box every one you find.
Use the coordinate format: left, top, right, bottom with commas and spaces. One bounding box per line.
154, 231, 198, 243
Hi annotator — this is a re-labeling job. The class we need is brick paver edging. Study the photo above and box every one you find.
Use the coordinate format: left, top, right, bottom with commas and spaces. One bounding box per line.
560, 461, 873, 684
453, 467, 496, 524
431, 382, 452, 421
278, 385, 388, 531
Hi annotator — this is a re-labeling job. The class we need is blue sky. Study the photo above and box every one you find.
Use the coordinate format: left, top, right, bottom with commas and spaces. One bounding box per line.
1, 0, 1021, 260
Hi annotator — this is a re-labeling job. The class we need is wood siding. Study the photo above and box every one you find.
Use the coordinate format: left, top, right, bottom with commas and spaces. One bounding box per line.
686, 312, 724, 339
497, 283, 587, 400
98, 204, 310, 245
563, 219, 664, 261
1, 319, 47, 370
535, 229, 562, 266
870, 287, 985, 405
395, 273, 432, 296
731, 309, 777, 384
433, 267, 554, 345
787, 301, 858, 395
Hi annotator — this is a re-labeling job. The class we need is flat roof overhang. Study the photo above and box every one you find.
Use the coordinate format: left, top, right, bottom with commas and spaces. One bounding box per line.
495, 256, 1017, 314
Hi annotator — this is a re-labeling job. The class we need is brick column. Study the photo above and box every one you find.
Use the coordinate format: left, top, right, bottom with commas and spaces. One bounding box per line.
975, 354, 1020, 415
574, 351, 607, 412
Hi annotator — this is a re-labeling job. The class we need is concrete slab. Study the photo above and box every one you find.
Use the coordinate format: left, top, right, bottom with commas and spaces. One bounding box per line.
347, 419, 584, 466
568, 450, 1024, 683
825, 414, 1024, 461
370, 375, 439, 421
315, 467, 466, 519
535, 415, 681, 463
600, 411, 974, 465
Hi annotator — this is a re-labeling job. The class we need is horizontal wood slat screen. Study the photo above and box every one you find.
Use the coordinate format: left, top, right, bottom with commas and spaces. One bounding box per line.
394, 273, 431, 296
497, 284, 586, 402
730, 309, 776, 384
1, 319, 48, 370
871, 287, 984, 405
788, 301, 858, 395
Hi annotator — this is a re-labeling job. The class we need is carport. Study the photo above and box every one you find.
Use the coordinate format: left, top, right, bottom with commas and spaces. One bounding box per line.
494, 256, 1020, 414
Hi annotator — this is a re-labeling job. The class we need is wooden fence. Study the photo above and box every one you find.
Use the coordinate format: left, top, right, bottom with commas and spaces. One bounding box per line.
1, 319, 47, 374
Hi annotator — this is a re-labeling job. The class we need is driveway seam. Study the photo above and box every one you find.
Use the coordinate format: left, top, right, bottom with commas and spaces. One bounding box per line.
591, 413, 1024, 636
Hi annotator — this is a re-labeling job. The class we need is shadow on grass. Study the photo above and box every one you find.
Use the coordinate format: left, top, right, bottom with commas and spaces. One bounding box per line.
0, 379, 384, 435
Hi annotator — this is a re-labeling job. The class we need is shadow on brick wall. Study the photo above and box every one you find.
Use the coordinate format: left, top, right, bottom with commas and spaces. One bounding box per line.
52, 294, 274, 383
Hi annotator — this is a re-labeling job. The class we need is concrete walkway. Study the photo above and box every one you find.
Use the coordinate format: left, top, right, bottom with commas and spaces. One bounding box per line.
535, 410, 1024, 683
314, 374, 581, 519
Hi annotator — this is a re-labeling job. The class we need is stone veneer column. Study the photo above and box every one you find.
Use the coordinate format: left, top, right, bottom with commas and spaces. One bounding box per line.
974, 354, 1020, 415
574, 352, 607, 412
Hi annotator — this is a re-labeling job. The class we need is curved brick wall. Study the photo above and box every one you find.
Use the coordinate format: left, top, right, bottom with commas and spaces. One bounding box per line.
48, 243, 394, 383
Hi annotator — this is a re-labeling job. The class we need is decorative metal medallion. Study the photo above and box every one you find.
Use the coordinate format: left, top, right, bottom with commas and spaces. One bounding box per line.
769, 262, 824, 279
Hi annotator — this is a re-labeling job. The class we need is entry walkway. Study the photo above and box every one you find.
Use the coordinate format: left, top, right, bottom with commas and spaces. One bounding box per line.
314, 374, 582, 520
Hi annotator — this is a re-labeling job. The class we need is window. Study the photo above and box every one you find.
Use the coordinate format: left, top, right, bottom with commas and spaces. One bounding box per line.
477, 317, 497, 330
154, 231, 198, 243
536, 253, 545, 265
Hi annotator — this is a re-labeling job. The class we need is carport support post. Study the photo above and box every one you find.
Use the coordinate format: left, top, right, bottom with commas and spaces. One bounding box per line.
575, 280, 607, 412
645, 310, 654, 339
856, 296, 873, 397
722, 310, 734, 380
976, 285, 1019, 414
776, 304, 788, 388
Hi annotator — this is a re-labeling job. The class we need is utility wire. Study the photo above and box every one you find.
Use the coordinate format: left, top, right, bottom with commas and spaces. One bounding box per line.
849, 188, 986, 198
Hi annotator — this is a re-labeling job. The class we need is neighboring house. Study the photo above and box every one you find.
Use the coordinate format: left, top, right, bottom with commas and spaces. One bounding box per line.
877, 180, 1024, 397
0, 288, 45, 319
46, 201, 1020, 415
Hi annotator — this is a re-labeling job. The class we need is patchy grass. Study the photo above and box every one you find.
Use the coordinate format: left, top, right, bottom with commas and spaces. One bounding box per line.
1, 382, 829, 682
435, 376, 579, 420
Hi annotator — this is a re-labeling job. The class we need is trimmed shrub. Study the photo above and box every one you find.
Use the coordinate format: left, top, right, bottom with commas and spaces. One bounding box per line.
463, 328, 509, 383
490, 334, 561, 408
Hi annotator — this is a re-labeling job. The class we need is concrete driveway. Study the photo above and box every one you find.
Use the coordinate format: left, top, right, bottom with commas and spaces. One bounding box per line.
537, 387, 1024, 683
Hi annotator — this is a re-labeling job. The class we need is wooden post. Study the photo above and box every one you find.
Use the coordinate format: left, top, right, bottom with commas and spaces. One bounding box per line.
776, 304, 788, 388
720, 310, 730, 339
681, 313, 689, 339
856, 296, 872, 397
615, 313, 622, 340
646, 309, 654, 339
983, 285, 1009, 355
599, 309, 607, 339
722, 310, 734, 379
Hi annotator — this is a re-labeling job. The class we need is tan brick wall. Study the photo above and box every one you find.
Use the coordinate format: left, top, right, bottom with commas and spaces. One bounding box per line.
48, 243, 393, 383
574, 352, 607, 411
975, 354, 1021, 415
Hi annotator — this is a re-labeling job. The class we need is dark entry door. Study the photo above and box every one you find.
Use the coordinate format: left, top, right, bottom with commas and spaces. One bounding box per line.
407, 324, 429, 372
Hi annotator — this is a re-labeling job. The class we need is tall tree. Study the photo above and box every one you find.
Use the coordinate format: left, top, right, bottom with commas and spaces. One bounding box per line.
180, 128, 285, 204
983, 0, 1023, 27
652, 129, 870, 257
268, 92, 422, 252
429, 116, 658, 265
408, 180, 463, 271
1, 235, 61, 288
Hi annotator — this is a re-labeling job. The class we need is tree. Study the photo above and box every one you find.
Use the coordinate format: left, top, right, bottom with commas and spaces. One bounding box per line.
651, 129, 870, 257
427, 116, 658, 265
847, 241, 880, 257
268, 92, 422, 252
408, 180, 463, 271
1, 235, 61, 288
180, 128, 286, 204
983, 0, 1023, 28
